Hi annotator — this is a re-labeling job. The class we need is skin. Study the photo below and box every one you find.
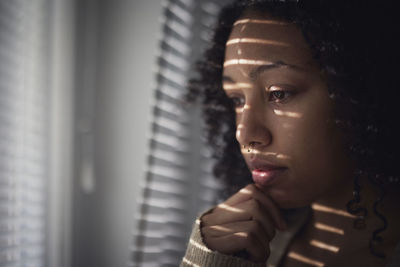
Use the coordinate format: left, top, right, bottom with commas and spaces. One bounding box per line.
223, 11, 353, 209
201, 9, 400, 265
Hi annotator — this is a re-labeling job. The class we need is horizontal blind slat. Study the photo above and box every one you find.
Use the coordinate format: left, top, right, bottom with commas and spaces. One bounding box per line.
167, 4, 193, 24
148, 165, 186, 181
162, 36, 190, 56
151, 132, 189, 152
159, 52, 190, 71
163, 18, 192, 40
157, 83, 186, 101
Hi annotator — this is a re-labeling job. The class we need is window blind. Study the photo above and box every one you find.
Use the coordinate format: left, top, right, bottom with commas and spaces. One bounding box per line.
0, 1, 50, 266
129, 0, 231, 266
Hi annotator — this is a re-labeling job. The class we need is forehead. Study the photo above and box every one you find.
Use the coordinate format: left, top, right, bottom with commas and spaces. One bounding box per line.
224, 9, 316, 75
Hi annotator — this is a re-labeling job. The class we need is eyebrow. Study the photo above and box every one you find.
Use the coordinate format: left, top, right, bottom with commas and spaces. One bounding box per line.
250, 61, 304, 80
223, 61, 304, 83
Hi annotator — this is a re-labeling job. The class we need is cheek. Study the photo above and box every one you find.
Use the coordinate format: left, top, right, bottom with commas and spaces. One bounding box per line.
289, 109, 339, 173
271, 102, 346, 203
277, 90, 337, 168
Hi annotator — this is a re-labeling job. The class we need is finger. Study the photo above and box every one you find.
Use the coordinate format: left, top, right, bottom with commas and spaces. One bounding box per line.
202, 220, 270, 247
251, 184, 288, 230
206, 232, 270, 263
223, 184, 255, 206
238, 198, 276, 239
203, 199, 276, 240
202, 200, 253, 226
229, 184, 287, 230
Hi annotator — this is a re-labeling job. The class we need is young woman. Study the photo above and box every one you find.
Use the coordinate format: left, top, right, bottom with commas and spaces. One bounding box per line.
181, 1, 400, 266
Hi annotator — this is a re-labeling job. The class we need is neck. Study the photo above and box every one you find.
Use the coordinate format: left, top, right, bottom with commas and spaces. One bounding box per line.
309, 175, 400, 259
311, 174, 382, 234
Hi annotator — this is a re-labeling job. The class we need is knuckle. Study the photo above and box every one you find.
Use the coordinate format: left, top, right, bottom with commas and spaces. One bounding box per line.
215, 204, 224, 211
245, 183, 255, 190
248, 183, 256, 190
249, 198, 260, 210
242, 184, 256, 193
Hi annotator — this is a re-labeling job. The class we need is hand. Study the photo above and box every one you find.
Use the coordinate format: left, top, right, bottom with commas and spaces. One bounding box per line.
201, 184, 287, 263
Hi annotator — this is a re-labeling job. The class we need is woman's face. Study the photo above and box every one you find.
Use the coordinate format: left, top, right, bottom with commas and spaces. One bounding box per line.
223, 10, 352, 208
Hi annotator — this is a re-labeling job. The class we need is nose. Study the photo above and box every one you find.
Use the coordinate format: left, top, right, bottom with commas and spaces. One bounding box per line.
236, 101, 272, 150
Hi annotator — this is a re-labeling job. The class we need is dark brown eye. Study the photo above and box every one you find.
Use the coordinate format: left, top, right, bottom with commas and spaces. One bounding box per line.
228, 95, 245, 108
268, 86, 294, 103
270, 91, 286, 100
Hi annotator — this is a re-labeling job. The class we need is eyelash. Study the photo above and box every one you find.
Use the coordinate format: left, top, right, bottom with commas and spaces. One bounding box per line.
227, 86, 294, 108
268, 89, 294, 103
228, 94, 245, 108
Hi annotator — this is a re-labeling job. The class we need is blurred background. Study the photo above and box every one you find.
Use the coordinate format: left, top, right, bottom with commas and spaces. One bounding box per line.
0, 0, 231, 267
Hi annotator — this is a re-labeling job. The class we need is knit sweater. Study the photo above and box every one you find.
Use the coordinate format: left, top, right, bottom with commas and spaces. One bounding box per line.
180, 208, 400, 267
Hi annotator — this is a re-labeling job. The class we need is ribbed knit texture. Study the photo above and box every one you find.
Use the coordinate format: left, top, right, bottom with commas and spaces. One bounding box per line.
180, 219, 265, 267
180, 207, 310, 267
181, 208, 400, 267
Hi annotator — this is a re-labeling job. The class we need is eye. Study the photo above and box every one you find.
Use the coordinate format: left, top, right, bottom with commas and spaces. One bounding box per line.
268, 85, 294, 103
228, 94, 245, 108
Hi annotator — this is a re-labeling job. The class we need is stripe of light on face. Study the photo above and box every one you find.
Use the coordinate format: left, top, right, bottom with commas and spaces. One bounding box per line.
287, 252, 325, 267
255, 151, 290, 160
273, 109, 303, 118
276, 153, 290, 159
239, 148, 290, 160
309, 239, 340, 253
223, 82, 252, 90
282, 122, 294, 129
235, 104, 249, 115
312, 203, 356, 219
236, 124, 243, 140
227, 38, 291, 47
314, 222, 345, 235
234, 18, 290, 26
224, 59, 274, 67
235, 110, 249, 139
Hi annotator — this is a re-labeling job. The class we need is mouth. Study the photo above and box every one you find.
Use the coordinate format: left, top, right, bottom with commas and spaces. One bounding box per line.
249, 159, 287, 188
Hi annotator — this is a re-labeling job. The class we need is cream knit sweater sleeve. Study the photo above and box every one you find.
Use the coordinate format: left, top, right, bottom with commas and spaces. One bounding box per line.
180, 217, 265, 267
180, 207, 314, 267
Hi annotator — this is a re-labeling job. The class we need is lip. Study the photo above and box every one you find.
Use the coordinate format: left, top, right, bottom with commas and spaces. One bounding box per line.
249, 159, 287, 187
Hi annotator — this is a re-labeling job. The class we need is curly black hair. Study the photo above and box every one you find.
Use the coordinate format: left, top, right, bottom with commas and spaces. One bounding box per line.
188, 0, 400, 258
